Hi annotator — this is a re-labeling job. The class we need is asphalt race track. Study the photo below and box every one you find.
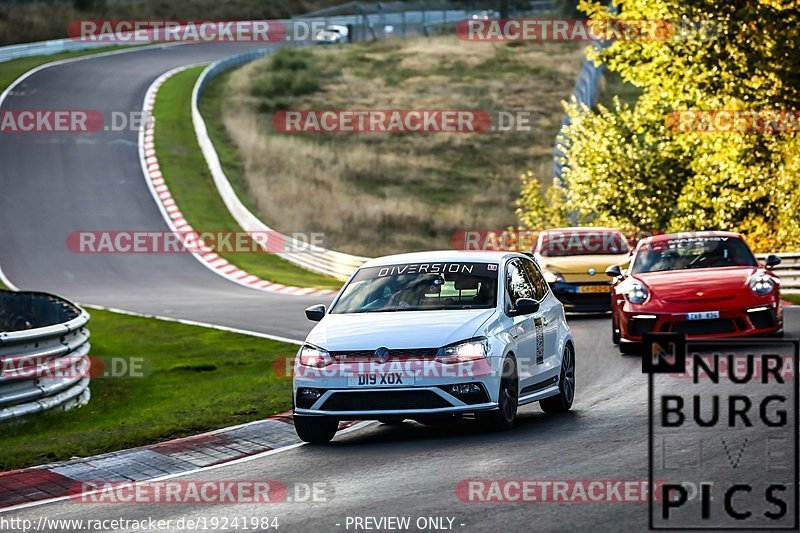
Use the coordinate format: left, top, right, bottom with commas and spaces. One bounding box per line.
2, 43, 799, 531
0, 42, 328, 340
4, 312, 799, 531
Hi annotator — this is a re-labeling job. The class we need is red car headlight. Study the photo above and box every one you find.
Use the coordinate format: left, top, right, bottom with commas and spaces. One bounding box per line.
749, 273, 775, 296
625, 281, 649, 304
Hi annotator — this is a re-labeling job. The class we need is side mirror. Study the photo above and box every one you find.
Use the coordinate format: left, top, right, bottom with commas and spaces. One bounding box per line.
765, 254, 781, 269
305, 304, 326, 322
605, 265, 622, 278
510, 297, 539, 316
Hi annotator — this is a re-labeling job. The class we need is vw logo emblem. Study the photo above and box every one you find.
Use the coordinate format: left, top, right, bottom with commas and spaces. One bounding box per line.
588, 268, 596, 276
374, 347, 390, 364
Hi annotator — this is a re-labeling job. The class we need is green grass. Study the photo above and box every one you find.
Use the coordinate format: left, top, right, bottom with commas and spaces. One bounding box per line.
199, 70, 257, 213
783, 294, 800, 305
0, 308, 298, 471
0, 46, 137, 93
251, 49, 321, 111
153, 67, 342, 290
597, 70, 643, 110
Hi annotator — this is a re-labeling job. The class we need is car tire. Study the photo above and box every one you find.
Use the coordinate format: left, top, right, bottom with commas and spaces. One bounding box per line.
619, 342, 641, 355
540, 343, 575, 413
611, 312, 621, 345
479, 356, 518, 431
294, 415, 338, 444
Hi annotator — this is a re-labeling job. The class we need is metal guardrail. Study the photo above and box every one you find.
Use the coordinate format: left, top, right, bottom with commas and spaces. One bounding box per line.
553, 48, 606, 183
0, 37, 126, 64
192, 48, 370, 281
0, 291, 91, 421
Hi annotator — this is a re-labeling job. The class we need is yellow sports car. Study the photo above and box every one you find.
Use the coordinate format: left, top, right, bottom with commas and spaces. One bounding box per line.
532, 227, 631, 312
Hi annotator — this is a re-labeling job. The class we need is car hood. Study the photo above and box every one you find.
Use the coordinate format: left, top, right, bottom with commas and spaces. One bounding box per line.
635, 266, 759, 302
305, 308, 498, 351
538, 253, 630, 274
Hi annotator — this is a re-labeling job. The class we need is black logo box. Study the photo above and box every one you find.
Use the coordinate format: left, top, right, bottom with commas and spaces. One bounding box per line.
645, 335, 799, 531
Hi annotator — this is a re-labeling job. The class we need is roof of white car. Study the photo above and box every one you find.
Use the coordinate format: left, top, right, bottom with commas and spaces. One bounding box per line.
359, 250, 520, 268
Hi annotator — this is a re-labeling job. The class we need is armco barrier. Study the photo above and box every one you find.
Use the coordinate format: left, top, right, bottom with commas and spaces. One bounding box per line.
0, 291, 91, 421
0, 38, 126, 64
192, 48, 370, 281
553, 47, 607, 183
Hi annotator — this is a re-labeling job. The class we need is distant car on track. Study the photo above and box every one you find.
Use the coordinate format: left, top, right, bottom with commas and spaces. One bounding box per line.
292, 251, 575, 443
608, 231, 783, 354
470, 10, 500, 21
313, 24, 349, 44
533, 227, 631, 312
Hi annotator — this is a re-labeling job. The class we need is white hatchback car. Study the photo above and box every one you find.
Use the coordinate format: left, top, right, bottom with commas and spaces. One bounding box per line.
292, 251, 575, 443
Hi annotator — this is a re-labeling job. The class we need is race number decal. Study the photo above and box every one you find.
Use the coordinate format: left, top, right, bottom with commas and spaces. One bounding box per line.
534, 317, 545, 365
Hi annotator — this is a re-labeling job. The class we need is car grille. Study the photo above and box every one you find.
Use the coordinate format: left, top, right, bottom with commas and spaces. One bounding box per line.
670, 319, 737, 335
330, 348, 438, 362
550, 287, 611, 311
320, 390, 451, 411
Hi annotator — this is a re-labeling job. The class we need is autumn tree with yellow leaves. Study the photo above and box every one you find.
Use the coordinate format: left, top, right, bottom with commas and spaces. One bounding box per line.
517, 0, 800, 251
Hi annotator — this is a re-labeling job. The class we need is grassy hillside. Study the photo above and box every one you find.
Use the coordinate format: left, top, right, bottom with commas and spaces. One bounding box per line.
212, 36, 585, 256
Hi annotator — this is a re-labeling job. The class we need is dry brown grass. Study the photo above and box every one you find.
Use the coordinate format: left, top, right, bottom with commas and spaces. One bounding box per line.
220, 36, 585, 256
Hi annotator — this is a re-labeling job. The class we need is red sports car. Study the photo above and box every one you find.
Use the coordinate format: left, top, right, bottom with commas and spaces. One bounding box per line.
607, 231, 783, 354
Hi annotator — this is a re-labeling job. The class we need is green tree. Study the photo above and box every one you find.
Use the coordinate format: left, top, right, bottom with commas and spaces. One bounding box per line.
518, 0, 800, 251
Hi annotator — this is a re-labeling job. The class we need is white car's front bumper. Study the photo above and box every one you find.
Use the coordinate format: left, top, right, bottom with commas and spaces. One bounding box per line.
293, 359, 501, 417
294, 387, 499, 417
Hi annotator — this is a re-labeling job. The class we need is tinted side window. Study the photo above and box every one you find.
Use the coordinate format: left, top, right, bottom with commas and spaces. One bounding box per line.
506, 259, 535, 305
521, 259, 549, 301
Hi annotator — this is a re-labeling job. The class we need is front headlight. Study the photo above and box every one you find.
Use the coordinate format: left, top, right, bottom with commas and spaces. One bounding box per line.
436, 337, 488, 364
750, 273, 775, 296
298, 344, 333, 368
625, 281, 649, 304
542, 270, 565, 284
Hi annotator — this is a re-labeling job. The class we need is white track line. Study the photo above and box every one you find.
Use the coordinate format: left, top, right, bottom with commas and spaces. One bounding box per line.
0, 263, 17, 291
82, 304, 304, 345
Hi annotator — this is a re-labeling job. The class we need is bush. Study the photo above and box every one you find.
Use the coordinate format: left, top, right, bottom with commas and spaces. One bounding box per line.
270, 49, 313, 71
251, 49, 321, 99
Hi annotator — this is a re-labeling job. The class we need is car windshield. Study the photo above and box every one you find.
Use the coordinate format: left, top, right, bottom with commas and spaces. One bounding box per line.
539, 230, 629, 257
631, 236, 757, 274
331, 262, 498, 313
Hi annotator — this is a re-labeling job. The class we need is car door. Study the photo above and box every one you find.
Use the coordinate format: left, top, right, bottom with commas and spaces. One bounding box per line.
504, 258, 544, 389
521, 257, 561, 363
